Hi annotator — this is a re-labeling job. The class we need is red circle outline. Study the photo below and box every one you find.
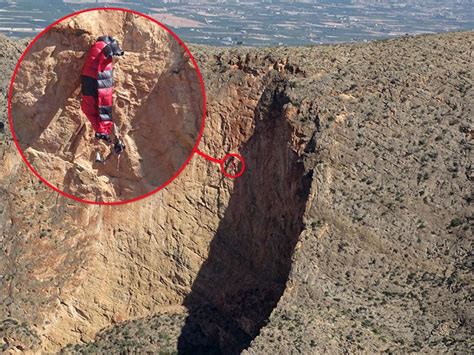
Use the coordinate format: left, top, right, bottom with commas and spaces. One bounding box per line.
7, 7, 207, 206
220, 153, 246, 179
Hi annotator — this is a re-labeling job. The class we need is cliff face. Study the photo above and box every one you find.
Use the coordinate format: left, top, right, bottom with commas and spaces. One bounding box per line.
0, 31, 472, 354
9, 10, 203, 202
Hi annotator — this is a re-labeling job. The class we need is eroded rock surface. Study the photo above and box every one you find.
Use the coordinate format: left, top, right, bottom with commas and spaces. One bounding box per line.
0, 31, 472, 353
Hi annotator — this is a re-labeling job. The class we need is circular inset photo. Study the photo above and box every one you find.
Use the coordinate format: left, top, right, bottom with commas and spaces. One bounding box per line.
8, 8, 205, 204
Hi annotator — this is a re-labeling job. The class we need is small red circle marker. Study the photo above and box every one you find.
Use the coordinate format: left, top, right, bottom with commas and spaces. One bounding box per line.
194, 149, 246, 179
220, 153, 246, 179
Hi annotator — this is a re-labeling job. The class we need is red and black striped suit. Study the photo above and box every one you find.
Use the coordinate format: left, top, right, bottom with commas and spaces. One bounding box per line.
81, 36, 121, 136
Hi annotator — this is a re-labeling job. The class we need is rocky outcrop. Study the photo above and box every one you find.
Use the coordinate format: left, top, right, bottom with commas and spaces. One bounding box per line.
1, 30, 472, 353
9, 10, 203, 202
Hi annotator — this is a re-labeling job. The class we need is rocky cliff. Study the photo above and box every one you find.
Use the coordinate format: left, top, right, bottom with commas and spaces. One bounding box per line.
0, 30, 472, 353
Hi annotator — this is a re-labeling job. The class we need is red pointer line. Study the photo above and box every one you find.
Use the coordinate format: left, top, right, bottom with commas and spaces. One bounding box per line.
194, 148, 246, 179
194, 148, 223, 164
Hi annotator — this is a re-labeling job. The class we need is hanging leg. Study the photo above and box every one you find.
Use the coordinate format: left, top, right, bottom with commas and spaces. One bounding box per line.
95, 151, 103, 163
112, 123, 125, 155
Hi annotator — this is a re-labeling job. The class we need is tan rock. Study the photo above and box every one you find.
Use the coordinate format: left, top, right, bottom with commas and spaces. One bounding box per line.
0, 30, 472, 354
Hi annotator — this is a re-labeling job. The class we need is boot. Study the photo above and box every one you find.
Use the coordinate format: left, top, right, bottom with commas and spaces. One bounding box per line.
95, 152, 103, 163
113, 139, 125, 154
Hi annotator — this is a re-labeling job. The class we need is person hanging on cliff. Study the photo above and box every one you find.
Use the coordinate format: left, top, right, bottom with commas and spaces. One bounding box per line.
81, 35, 125, 163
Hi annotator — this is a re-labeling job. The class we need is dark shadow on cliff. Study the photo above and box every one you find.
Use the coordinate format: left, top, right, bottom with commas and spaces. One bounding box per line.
11, 30, 90, 151
177, 72, 313, 354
